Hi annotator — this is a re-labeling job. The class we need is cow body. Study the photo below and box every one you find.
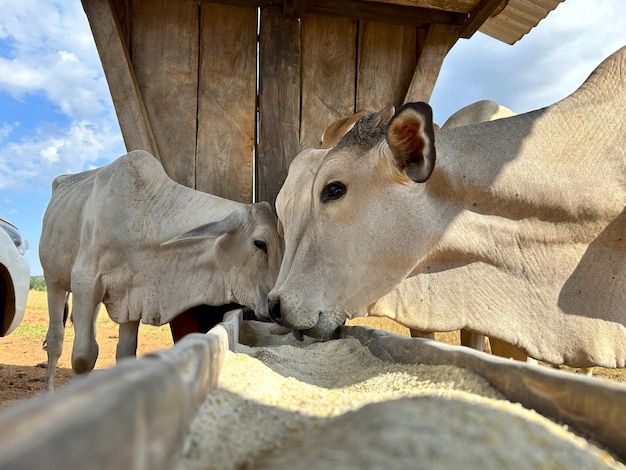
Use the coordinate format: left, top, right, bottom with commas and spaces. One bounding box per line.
441, 99, 515, 129
269, 46, 626, 369
40, 150, 283, 390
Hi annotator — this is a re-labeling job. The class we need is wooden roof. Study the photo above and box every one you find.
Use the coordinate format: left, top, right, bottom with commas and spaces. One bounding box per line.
204, 0, 565, 44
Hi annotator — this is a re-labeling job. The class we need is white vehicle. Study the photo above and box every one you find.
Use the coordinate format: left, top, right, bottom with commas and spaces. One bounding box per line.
0, 217, 29, 336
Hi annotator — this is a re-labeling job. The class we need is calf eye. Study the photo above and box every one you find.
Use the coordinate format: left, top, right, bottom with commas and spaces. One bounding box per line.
321, 181, 346, 203
254, 240, 267, 254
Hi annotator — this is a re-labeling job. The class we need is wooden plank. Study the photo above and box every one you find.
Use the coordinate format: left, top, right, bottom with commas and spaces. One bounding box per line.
283, 0, 306, 18
460, 0, 508, 38
360, 0, 479, 12
132, 0, 198, 187
196, 4, 256, 202
200, 0, 467, 27
307, 0, 465, 26
356, 21, 417, 111
81, 0, 160, 159
300, 14, 358, 150
403, 23, 459, 104
257, 6, 301, 207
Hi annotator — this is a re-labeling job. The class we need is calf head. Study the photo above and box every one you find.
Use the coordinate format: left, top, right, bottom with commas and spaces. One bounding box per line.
269, 102, 437, 339
163, 201, 283, 320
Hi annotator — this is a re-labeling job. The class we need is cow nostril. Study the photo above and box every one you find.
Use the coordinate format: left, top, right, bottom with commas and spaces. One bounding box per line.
268, 298, 282, 325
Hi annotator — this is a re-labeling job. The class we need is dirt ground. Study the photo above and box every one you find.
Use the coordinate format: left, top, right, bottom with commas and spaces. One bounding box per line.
0, 290, 173, 409
1, 290, 624, 411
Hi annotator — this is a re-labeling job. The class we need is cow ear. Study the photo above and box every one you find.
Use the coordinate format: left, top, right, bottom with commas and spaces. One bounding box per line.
161, 209, 243, 246
386, 102, 436, 183
320, 110, 370, 149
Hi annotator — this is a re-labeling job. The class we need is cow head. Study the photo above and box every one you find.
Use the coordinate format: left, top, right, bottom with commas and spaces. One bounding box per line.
162, 201, 283, 320
268, 102, 437, 339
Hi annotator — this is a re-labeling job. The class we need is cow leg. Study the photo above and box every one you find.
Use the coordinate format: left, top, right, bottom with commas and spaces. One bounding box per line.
117, 320, 140, 361
70, 294, 100, 376
44, 285, 68, 392
409, 328, 435, 339
460, 329, 486, 352
489, 338, 529, 362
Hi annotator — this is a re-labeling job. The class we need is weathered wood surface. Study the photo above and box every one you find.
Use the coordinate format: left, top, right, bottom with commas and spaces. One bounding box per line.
85, 0, 457, 206
196, 3, 256, 202
360, 0, 480, 12
341, 325, 626, 463
82, 0, 160, 160
0, 325, 232, 470
257, 6, 301, 207
132, 0, 199, 187
356, 21, 418, 111
300, 15, 358, 151
200, 0, 467, 27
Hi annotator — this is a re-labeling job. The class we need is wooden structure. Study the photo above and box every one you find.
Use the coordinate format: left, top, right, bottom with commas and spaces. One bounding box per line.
82, 0, 563, 207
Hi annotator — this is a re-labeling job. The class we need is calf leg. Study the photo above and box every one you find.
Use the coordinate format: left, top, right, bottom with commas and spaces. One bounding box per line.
70, 293, 100, 376
116, 320, 140, 361
44, 285, 69, 392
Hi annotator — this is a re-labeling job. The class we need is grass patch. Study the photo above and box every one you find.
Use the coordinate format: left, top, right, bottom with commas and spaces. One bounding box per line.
14, 322, 47, 340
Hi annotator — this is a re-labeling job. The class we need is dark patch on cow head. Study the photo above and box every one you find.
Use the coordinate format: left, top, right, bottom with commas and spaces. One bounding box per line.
332, 106, 395, 154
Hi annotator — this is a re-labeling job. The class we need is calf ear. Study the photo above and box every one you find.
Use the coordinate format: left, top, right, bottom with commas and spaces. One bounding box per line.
320, 110, 370, 149
161, 209, 243, 245
386, 102, 436, 183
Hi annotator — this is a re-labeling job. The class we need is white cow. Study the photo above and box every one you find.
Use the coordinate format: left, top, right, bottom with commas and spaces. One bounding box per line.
319, 102, 522, 357
40, 150, 283, 390
268, 46, 626, 369
441, 99, 515, 130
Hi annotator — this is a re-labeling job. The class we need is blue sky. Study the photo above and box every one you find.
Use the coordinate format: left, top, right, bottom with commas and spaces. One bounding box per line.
1, 0, 625, 276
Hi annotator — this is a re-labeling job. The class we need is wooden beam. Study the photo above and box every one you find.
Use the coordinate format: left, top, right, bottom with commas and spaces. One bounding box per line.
81, 0, 160, 159
306, 0, 465, 27
283, 0, 306, 18
460, 0, 507, 39
403, 23, 459, 104
200, 0, 466, 27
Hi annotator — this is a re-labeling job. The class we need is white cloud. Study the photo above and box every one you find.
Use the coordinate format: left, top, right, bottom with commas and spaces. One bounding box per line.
0, 122, 17, 141
0, 1, 112, 120
0, 0, 125, 193
0, 58, 46, 94
0, 119, 124, 192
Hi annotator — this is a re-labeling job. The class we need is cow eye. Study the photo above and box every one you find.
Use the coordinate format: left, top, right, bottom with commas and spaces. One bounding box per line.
321, 181, 346, 203
254, 240, 267, 254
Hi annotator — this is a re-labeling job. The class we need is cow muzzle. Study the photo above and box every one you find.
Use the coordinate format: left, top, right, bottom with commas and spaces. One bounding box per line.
267, 297, 342, 341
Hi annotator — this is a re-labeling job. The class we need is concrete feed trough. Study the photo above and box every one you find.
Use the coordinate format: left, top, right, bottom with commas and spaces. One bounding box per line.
0, 311, 624, 469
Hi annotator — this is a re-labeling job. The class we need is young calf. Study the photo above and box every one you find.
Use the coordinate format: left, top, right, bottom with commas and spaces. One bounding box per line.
40, 150, 283, 390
